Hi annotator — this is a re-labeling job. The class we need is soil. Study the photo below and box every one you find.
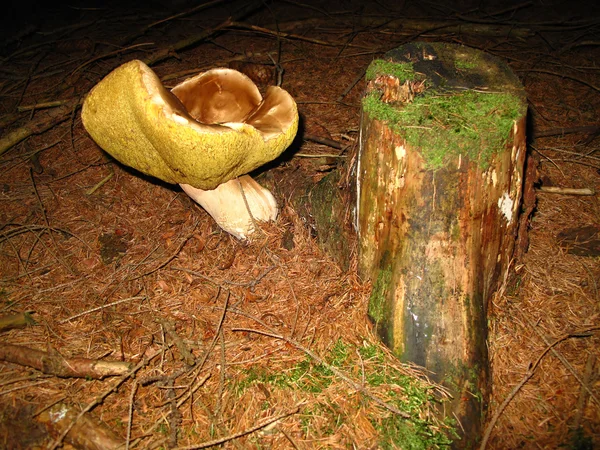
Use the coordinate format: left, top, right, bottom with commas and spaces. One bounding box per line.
0, 1, 599, 449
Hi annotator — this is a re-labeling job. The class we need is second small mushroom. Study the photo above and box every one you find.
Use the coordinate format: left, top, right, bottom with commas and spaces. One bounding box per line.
81, 60, 298, 239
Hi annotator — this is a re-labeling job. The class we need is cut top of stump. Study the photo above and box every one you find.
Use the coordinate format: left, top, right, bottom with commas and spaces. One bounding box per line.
363, 42, 527, 169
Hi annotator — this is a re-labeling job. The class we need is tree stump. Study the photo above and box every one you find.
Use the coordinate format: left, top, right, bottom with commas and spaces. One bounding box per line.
357, 42, 527, 444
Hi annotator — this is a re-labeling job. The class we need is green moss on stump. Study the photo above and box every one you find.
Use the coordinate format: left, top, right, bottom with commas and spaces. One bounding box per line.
363, 49, 526, 170
366, 60, 416, 82
363, 88, 523, 169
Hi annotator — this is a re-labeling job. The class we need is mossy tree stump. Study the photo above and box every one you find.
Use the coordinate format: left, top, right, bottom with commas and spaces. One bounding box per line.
357, 42, 527, 444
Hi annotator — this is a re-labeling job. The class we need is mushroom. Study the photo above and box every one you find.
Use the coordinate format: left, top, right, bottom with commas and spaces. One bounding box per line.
81, 60, 298, 239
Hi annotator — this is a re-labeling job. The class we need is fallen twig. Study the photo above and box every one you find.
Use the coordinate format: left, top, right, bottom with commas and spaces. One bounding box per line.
0, 379, 49, 396
59, 295, 146, 324
172, 404, 302, 450
0, 101, 76, 156
304, 133, 345, 150
158, 317, 196, 366
70, 42, 155, 78
0, 343, 134, 379
16, 100, 69, 112
39, 403, 123, 450
532, 125, 600, 138
147, 0, 229, 29
125, 381, 138, 450
337, 68, 366, 102
47, 347, 163, 450
140, 292, 228, 443
479, 325, 600, 450
530, 324, 600, 408
0, 311, 36, 332
537, 186, 595, 195
227, 21, 370, 49
515, 67, 600, 92
29, 169, 78, 276
232, 323, 411, 419
572, 355, 597, 431
85, 170, 114, 195
143, 1, 264, 66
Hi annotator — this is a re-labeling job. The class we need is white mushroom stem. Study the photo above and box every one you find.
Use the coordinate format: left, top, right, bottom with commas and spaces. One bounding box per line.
180, 175, 278, 240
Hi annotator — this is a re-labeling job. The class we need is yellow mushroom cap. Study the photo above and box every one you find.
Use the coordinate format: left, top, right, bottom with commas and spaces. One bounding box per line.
81, 60, 298, 190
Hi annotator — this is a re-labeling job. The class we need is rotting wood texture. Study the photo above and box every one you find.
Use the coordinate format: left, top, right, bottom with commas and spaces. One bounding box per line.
357, 42, 528, 446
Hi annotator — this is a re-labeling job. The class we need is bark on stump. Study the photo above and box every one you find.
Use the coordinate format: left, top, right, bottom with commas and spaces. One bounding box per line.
357, 42, 527, 444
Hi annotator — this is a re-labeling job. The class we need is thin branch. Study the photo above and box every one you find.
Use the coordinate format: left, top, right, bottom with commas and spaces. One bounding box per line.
530, 324, 600, 408
532, 125, 600, 138
143, 1, 264, 66
537, 186, 594, 196
171, 404, 301, 450
515, 68, 600, 92
60, 296, 146, 324
304, 133, 345, 150
0, 101, 76, 156
227, 21, 372, 49
480, 325, 600, 450
125, 381, 138, 450
70, 43, 155, 78
0, 343, 134, 379
47, 347, 163, 450
0, 311, 36, 332
232, 324, 411, 418
146, 0, 228, 29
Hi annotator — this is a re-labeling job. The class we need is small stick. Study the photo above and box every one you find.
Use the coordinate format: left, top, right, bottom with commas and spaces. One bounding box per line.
60, 296, 146, 323
158, 317, 196, 366
85, 171, 114, 195
537, 186, 594, 195
479, 324, 600, 450
17, 100, 68, 112
0, 311, 36, 332
295, 152, 346, 158
70, 42, 155, 77
146, 0, 228, 29
572, 355, 596, 430
227, 21, 371, 49
216, 330, 226, 416
232, 325, 411, 418
47, 347, 163, 450
337, 68, 366, 102
141, 289, 228, 441
532, 125, 600, 138
303, 133, 345, 150
0, 100, 75, 156
0, 379, 49, 396
175, 373, 211, 408
29, 169, 77, 276
125, 381, 138, 450
515, 68, 600, 93
171, 404, 301, 450
530, 323, 600, 408
143, 1, 264, 67
0, 373, 50, 388
0, 343, 134, 379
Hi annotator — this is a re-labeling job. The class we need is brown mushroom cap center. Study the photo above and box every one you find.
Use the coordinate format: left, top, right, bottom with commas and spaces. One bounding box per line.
171, 69, 262, 124
170, 68, 298, 142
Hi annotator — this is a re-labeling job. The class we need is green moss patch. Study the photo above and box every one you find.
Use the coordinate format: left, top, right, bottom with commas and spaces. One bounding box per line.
363, 88, 523, 169
235, 339, 456, 448
368, 267, 393, 324
366, 59, 416, 82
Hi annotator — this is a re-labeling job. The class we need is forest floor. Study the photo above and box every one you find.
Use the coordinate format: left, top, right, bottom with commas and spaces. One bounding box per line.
0, 1, 598, 449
